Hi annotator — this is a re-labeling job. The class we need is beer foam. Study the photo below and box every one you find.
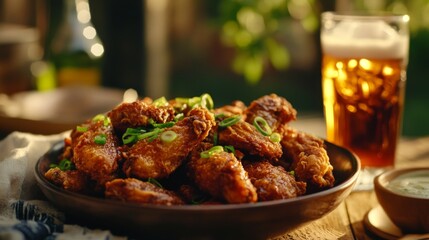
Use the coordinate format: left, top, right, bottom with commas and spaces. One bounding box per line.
321, 20, 409, 59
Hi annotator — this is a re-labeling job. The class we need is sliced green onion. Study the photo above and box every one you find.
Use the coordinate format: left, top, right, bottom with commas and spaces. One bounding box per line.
154, 121, 175, 128
253, 116, 272, 136
289, 170, 295, 177
94, 134, 107, 145
138, 129, 162, 141
160, 130, 177, 143
92, 114, 110, 126
214, 113, 226, 119
59, 159, 72, 170
223, 145, 235, 154
103, 117, 111, 126
173, 94, 213, 110
218, 115, 241, 128
174, 113, 184, 122
51, 159, 75, 171
188, 96, 201, 108
175, 97, 189, 104
92, 114, 105, 122
123, 135, 137, 145
200, 93, 214, 110
122, 128, 146, 145
213, 131, 218, 145
149, 119, 175, 128
147, 177, 163, 188
153, 96, 168, 107
200, 146, 224, 158
269, 132, 282, 142
76, 126, 88, 132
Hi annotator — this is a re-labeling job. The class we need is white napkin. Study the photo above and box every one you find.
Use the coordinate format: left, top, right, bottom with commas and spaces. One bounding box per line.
0, 132, 126, 240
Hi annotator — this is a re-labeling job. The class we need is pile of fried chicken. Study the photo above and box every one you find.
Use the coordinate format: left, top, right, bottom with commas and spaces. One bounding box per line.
45, 93, 335, 205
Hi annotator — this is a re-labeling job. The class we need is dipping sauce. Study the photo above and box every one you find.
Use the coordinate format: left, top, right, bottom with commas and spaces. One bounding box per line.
386, 170, 429, 199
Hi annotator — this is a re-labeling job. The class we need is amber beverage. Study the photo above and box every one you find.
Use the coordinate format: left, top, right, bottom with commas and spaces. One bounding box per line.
320, 12, 409, 168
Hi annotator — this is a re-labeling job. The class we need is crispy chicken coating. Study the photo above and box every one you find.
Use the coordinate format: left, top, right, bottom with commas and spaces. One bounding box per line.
243, 160, 306, 201
105, 178, 184, 205
108, 100, 175, 135
72, 119, 121, 188
122, 107, 215, 179
279, 126, 335, 191
213, 100, 247, 118
188, 145, 257, 204
45, 93, 338, 205
218, 121, 282, 160
44, 168, 89, 192
244, 94, 297, 132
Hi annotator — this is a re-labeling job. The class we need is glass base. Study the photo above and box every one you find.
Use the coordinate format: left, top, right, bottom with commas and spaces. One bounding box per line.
354, 167, 392, 191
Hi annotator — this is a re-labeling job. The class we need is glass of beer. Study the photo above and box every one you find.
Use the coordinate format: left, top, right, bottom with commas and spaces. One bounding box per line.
320, 12, 409, 189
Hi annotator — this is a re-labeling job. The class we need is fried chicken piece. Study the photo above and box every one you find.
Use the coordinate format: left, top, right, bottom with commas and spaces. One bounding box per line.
279, 126, 335, 191
122, 107, 215, 179
44, 168, 89, 192
107, 99, 175, 135
244, 94, 297, 132
243, 160, 306, 201
218, 121, 282, 160
188, 145, 257, 204
105, 178, 184, 205
72, 118, 121, 189
213, 100, 247, 118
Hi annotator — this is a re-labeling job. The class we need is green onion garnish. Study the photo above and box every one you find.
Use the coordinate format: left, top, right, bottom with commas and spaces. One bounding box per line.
289, 170, 295, 177
213, 131, 219, 145
175, 97, 188, 104
188, 96, 201, 108
253, 116, 272, 136
149, 119, 175, 128
122, 119, 178, 145
173, 94, 214, 111
92, 114, 110, 126
200, 146, 224, 158
160, 130, 177, 143
223, 145, 235, 154
92, 114, 105, 122
147, 177, 163, 188
269, 132, 282, 142
214, 113, 226, 119
152, 96, 168, 107
174, 113, 184, 122
138, 128, 162, 142
76, 126, 88, 132
50, 159, 75, 171
218, 115, 241, 128
122, 128, 146, 145
200, 93, 214, 110
94, 134, 107, 145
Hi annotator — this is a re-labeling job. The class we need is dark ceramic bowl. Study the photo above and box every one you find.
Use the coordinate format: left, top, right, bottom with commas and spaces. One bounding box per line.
374, 167, 429, 233
35, 140, 360, 239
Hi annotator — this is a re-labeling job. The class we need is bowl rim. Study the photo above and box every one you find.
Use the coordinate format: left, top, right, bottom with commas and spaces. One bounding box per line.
374, 167, 429, 200
34, 140, 361, 211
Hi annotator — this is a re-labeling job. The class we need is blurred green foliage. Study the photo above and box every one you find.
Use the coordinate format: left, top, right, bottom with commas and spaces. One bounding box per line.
169, 0, 429, 137
215, 0, 318, 84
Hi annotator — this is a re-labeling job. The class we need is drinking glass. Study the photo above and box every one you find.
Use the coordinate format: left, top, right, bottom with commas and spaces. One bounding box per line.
320, 12, 409, 189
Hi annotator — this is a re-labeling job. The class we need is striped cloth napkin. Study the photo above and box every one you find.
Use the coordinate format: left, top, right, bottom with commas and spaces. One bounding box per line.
0, 132, 126, 240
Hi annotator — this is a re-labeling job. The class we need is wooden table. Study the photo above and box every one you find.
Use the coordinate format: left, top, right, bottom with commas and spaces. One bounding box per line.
271, 118, 429, 240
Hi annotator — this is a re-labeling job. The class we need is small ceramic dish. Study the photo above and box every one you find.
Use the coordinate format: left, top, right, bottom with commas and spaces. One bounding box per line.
374, 167, 429, 233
